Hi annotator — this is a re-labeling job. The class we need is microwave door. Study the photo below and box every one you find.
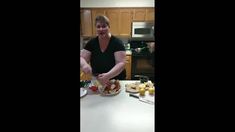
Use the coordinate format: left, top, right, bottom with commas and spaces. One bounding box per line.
133, 28, 152, 37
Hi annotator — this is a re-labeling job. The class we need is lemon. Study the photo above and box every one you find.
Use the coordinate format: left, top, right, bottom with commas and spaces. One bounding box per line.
148, 87, 155, 95
139, 88, 145, 96
139, 84, 146, 89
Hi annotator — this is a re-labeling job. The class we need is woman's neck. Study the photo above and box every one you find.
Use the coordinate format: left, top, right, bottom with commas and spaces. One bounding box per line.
98, 33, 111, 52
98, 33, 111, 41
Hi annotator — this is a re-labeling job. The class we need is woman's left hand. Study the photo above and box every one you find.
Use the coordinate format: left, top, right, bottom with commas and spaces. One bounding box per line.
97, 73, 111, 86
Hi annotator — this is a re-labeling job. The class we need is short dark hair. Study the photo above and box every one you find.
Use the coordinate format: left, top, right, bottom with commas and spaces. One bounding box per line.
95, 15, 110, 27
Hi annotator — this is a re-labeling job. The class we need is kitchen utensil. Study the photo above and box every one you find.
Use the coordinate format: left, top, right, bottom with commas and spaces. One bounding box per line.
129, 94, 154, 105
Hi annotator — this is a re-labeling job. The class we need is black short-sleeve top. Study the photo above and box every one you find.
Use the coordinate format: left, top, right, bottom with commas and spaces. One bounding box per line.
84, 35, 126, 79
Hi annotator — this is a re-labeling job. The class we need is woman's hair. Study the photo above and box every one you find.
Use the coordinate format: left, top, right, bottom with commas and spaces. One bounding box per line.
95, 15, 110, 27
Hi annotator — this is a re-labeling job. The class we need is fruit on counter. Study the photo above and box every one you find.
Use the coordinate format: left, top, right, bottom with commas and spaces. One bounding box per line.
90, 86, 98, 92
148, 87, 155, 95
125, 81, 155, 93
139, 88, 145, 96
139, 84, 146, 89
94, 80, 102, 87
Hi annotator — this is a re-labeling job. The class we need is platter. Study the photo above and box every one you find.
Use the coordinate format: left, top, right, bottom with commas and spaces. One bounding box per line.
125, 82, 141, 93
80, 88, 88, 98
91, 78, 121, 96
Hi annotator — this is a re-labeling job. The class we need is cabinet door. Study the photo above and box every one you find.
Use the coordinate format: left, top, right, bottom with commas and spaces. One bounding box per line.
80, 9, 93, 36
92, 9, 106, 36
146, 8, 155, 21
125, 55, 132, 80
133, 9, 146, 21
119, 9, 132, 37
106, 9, 120, 36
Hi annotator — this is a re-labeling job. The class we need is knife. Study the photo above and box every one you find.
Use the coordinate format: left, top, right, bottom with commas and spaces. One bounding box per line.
129, 94, 154, 105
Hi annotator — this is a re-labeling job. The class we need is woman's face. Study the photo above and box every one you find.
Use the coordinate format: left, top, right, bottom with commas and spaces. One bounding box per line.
96, 22, 109, 38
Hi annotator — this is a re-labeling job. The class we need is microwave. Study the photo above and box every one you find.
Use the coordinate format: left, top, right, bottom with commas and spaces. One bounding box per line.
132, 22, 154, 38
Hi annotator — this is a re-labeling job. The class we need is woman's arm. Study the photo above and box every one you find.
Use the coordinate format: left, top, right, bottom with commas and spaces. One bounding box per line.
80, 49, 92, 74
80, 49, 91, 63
108, 51, 126, 78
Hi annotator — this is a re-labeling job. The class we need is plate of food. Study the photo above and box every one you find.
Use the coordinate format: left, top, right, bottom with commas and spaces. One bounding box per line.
125, 82, 141, 93
91, 78, 121, 96
99, 79, 121, 96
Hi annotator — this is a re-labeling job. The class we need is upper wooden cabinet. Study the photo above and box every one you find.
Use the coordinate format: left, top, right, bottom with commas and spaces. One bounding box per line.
133, 9, 146, 21
80, 9, 93, 36
91, 8, 133, 37
80, 8, 155, 37
133, 8, 155, 22
119, 9, 132, 36
146, 8, 155, 21
106, 9, 120, 36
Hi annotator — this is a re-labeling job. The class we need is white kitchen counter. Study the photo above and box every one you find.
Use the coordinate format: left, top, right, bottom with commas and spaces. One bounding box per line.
80, 80, 155, 132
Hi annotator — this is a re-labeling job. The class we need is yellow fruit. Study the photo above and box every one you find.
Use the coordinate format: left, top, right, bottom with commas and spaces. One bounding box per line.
139, 88, 145, 96
144, 82, 147, 86
139, 84, 146, 89
148, 87, 155, 95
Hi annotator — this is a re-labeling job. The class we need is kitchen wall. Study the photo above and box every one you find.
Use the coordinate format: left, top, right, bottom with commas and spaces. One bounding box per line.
80, 0, 154, 7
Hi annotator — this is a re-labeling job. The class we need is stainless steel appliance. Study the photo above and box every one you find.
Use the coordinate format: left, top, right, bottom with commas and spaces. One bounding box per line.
132, 22, 154, 38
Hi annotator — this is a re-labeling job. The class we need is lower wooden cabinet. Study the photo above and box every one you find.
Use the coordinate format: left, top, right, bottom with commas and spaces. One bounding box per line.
125, 55, 132, 80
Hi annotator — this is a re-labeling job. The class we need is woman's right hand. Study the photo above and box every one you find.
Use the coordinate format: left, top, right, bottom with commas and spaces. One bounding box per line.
81, 64, 92, 74
97, 73, 111, 86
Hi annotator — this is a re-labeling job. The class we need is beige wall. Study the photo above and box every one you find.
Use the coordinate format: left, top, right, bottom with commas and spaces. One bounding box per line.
80, 0, 154, 8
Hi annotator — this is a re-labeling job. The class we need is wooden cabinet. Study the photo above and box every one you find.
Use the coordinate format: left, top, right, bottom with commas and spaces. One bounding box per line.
119, 9, 132, 37
106, 9, 120, 36
80, 9, 93, 36
146, 8, 155, 21
132, 8, 155, 22
133, 9, 146, 21
91, 8, 133, 37
125, 55, 132, 80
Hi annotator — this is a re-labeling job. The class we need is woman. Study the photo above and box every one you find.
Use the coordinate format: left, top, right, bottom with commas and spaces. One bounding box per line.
80, 15, 126, 86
